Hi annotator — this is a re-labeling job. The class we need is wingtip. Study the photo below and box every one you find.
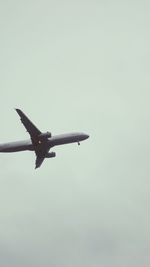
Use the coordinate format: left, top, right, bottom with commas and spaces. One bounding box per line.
35, 165, 40, 170
15, 108, 20, 112
15, 108, 23, 116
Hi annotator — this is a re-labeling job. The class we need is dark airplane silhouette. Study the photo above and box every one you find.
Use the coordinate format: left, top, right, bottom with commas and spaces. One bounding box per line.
0, 109, 89, 168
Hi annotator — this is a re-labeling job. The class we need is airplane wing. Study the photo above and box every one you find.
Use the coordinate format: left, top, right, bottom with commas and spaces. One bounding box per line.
15, 109, 41, 139
16, 109, 48, 168
35, 156, 45, 169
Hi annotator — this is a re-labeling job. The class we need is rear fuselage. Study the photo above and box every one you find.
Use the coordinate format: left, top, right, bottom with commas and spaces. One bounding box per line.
0, 132, 89, 153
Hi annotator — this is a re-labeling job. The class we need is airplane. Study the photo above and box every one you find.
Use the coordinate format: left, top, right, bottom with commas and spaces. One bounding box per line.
0, 109, 89, 169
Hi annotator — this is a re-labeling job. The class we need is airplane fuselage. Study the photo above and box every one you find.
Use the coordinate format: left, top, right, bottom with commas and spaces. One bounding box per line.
1, 108, 89, 168
0, 132, 89, 153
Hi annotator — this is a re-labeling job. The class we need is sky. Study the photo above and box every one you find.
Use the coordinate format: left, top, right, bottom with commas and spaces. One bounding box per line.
0, 0, 150, 266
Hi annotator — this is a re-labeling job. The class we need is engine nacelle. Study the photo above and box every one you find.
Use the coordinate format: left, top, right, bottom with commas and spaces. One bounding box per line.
39, 131, 51, 140
45, 152, 56, 158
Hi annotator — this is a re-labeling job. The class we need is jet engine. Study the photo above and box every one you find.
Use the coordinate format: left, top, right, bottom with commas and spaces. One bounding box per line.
45, 152, 56, 158
39, 131, 51, 140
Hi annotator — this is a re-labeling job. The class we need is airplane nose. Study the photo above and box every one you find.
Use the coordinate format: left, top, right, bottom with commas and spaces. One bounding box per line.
84, 134, 89, 139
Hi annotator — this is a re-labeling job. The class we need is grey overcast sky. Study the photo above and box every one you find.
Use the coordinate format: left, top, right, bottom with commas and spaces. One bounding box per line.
0, 0, 150, 266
